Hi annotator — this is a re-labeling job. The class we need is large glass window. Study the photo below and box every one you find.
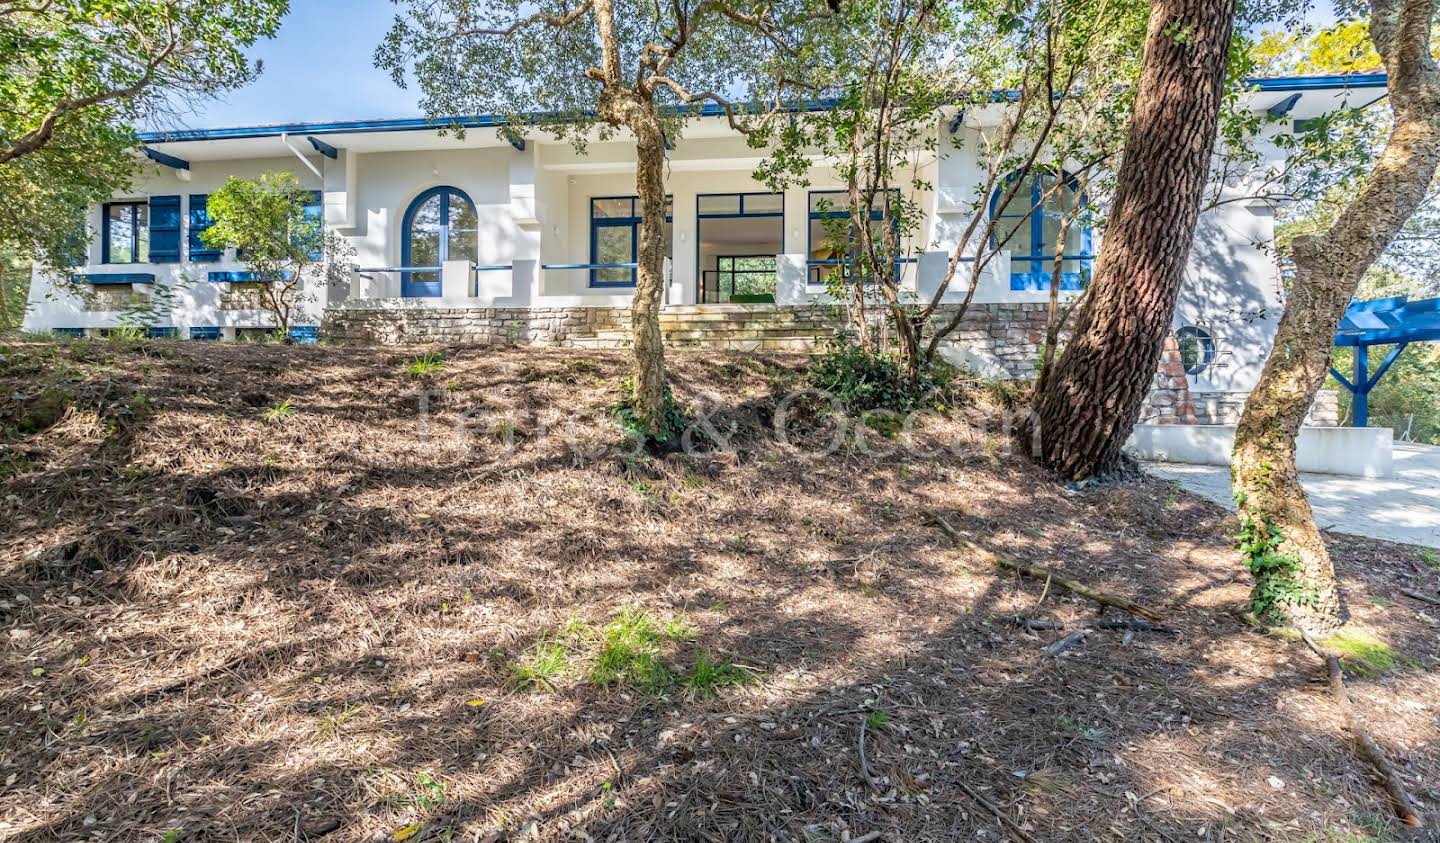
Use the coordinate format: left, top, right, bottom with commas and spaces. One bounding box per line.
990, 170, 1093, 291
401, 186, 478, 297
806, 190, 898, 287
698, 192, 783, 303
589, 196, 673, 287
104, 202, 149, 264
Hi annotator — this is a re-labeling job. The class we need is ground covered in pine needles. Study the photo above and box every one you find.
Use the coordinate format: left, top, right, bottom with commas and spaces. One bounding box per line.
2, 339, 1439, 843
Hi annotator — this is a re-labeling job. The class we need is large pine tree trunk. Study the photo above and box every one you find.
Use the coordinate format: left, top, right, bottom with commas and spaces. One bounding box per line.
629, 109, 672, 444
1030, 0, 1235, 480
1233, 0, 1440, 633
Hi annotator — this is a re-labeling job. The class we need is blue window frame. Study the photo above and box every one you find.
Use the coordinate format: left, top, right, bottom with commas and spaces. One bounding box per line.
145, 327, 179, 339
990, 170, 1093, 292
401, 186, 477, 297
806, 190, 899, 287
190, 326, 221, 341
103, 201, 149, 264
52, 328, 87, 338
589, 196, 673, 288
188, 195, 222, 262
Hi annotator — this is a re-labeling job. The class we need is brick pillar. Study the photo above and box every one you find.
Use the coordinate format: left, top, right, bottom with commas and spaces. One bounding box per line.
1146, 335, 1199, 425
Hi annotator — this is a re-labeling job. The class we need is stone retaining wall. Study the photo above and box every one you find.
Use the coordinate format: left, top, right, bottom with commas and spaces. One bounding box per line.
322, 302, 1336, 426
322, 302, 1052, 369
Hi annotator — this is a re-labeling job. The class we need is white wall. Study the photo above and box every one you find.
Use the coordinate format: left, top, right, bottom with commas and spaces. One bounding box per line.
24, 156, 324, 336
23, 114, 1284, 379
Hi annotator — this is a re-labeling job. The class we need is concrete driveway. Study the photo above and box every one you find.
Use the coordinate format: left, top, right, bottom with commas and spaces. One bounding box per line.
1145, 442, 1440, 549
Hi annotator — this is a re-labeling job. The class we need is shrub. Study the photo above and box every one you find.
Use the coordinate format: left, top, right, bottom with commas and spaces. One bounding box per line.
614, 375, 689, 448
807, 333, 954, 413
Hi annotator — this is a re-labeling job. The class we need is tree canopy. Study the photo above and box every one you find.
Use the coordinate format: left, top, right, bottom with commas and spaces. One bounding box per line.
0, 0, 288, 278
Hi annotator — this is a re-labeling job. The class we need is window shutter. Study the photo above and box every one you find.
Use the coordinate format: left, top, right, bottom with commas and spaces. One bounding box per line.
149, 195, 182, 263
188, 195, 221, 262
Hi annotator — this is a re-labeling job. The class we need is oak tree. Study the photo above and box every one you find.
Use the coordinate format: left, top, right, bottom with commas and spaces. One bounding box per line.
1233, 0, 1440, 632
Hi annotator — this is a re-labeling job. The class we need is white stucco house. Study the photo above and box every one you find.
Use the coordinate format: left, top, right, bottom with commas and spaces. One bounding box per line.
23, 73, 1386, 423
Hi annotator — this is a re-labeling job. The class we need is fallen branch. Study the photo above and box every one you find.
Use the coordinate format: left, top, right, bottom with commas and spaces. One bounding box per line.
1007, 616, 1063, 631
1302, 633, 1423, 828
1399, 589, 1440, 606
955, 779, 1041, 843
858, 717, 879, 791
1089, 619, 1175, 634
1043, 628, 1089, 657
928, 511, 1163, 623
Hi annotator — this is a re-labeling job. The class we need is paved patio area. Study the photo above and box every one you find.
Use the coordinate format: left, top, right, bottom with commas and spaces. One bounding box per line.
1145, 442, 1440, 549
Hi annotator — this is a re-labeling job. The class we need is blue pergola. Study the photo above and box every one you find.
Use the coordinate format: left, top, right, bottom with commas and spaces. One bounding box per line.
1331, 296, 1440, 427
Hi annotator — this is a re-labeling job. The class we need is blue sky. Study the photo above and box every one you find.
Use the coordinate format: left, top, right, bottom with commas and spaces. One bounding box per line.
178, 0, 420, 129
169, 0, 1343, 131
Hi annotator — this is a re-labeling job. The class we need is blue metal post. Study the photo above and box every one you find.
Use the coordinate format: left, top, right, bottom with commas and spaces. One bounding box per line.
1354, 344, 1369, 427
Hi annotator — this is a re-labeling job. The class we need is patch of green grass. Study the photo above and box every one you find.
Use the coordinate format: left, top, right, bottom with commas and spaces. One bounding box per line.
1419, 548, 1440, 574
405, 353, 446, 379
315, 703, 365, 740
511, 640, 570, 690
1056, 716, 1108, 742
262, 398, 296, 423
590, 608, 675, 691
1323, 629, 1414, 678
683, 652, 752, 700
864, 708, 890, 731
511, 610, 752, 701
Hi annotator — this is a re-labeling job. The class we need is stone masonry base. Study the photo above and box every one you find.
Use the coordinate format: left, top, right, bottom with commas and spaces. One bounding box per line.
321, 303, 1339, 426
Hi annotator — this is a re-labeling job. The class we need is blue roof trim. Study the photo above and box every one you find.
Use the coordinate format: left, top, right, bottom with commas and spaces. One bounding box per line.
137, 75, 1389, 145
1249, 72, 1387, 92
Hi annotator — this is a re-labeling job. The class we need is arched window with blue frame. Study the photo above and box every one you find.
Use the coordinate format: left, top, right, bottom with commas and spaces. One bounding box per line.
990, 170, 1093, 292
401, 186, 478, 297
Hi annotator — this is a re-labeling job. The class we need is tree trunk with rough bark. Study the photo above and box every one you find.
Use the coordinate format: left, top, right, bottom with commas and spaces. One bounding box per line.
590, 0, 673, 446
1030, 0, 1235, 480
1233, 0, 1440, 633
629, 107, 673, 444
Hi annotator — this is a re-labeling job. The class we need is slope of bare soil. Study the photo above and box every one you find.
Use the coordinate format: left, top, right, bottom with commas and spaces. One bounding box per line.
1, 340, 1438, 843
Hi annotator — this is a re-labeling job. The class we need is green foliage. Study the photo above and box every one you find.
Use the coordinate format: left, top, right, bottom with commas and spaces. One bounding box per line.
589, 608, 679, 691
1233, 488, 1319, 624
1322, 629, 1413, 678
1055, 716, 1107, 742
509, 609, 749, 700
261, 398, 295, 423
0, 0, 287, 275
682, 652, 752, 700
405, 353, 446, 379
1330, 344, 1440, 445
202, 172, 356, 335
614, 375, 688, 448
510, 640, 570, 691
808, 333, 951, 414
864, 708, 890, 732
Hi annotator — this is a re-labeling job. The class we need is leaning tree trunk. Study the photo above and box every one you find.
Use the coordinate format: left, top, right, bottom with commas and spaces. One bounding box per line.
628, 105, 673, 445
1030, 0, 1235, 480
1233, 0, 1440, 633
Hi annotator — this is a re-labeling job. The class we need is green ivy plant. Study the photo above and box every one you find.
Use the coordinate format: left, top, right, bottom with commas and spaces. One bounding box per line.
1233, 488, 1319, 623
